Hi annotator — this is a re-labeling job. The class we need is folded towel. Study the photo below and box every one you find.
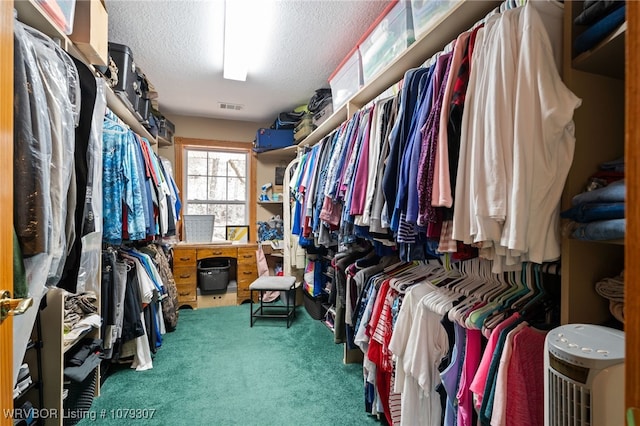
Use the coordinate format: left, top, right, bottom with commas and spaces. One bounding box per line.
595, 272, 624, 302
609, 300, 625, 323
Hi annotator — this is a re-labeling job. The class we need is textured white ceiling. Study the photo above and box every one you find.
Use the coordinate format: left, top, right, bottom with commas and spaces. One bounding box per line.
106, 0, 391, 122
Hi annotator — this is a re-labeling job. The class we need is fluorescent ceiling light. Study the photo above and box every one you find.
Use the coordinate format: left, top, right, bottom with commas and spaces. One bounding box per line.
223, 0, 272, 81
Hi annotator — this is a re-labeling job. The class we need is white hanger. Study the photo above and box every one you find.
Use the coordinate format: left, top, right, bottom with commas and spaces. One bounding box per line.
449, 294, 482, 326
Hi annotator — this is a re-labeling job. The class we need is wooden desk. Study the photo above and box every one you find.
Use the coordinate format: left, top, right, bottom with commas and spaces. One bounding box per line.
172, 243, 258, 308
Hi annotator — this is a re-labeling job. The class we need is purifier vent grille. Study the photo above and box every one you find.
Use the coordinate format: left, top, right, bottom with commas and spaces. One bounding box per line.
548, 369, 591, 426
218, 102, 243, 111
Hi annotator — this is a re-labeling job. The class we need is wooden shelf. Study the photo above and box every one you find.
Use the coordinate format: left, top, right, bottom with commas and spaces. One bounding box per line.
258, 201, 284, 211
571, 238, 625, 246
573, 22, 626, 80
158, 136, 173, 147
254, 144, 298, 160
260, 244, 284, 255
300, 104, 348, 147
14, 0, 72, 46
14, 380, 38, 400
14, 0, 158, 145
104, 88, 157, 144
562, 1, 626, 327
298, 0, 500, 148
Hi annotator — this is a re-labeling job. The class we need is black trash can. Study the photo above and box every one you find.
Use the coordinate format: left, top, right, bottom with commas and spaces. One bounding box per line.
198, 258, 230, 294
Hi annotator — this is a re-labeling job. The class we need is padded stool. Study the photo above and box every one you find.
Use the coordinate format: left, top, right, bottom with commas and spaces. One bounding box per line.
249, 276, 297, 328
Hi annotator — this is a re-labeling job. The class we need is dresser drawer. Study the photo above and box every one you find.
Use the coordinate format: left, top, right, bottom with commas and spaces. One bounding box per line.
237, 249, 256, 265
237, 269, 257, 286
176, 283, 197, 302
173, 266, 197, 285
173, 248, 197, 267
237, 275, 256, 292
197, 247, 237, 259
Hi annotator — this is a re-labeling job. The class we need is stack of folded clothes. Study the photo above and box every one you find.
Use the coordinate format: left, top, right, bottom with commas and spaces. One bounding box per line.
562, 157, 625, 241
64, 338, 103, 383
63, 291, 101, 350
574, 0, 626, 55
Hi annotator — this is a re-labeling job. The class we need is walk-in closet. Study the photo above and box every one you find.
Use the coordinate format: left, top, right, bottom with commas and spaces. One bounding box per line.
1, 1, 639, 425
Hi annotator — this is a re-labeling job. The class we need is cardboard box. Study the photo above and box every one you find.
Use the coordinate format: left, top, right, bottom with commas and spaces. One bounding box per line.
70, 0, 108, 66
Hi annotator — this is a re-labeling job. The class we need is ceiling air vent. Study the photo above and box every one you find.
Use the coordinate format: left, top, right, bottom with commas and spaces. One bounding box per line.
218, 102, 243, 111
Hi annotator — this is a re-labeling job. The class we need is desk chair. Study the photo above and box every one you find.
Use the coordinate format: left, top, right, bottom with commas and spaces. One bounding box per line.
249, 276, 297, 328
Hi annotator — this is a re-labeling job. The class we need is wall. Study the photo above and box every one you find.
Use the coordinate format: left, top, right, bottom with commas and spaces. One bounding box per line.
256, 155, 296, 223
160, 113, 270, 165
163, 113, 297, 229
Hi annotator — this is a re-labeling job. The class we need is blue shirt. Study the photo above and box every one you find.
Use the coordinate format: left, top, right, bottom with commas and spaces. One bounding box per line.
102, 114, 127, 245
123, 131, 147, 241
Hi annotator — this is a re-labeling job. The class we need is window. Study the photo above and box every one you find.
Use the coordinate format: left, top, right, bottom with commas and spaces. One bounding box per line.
184, 148, 248, 239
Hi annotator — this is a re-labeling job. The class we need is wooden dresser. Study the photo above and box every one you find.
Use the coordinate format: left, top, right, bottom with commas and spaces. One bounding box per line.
172, 243, 259, 308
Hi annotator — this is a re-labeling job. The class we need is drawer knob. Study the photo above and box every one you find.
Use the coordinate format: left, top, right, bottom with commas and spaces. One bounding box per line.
242, 255, 252, 258
179, 292, 190, 296
243, 271, 253, 275
213, 251, 222, 255
179, 274, 191, 279
179, 257, 191, 261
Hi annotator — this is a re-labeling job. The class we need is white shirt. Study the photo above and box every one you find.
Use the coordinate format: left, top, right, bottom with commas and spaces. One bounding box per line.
453, 4, 580, 271
401, 287, 450, 426
513, 3, 581, 263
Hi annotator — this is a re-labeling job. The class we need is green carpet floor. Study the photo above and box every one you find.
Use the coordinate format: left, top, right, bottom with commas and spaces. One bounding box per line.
80, 304, 380, 425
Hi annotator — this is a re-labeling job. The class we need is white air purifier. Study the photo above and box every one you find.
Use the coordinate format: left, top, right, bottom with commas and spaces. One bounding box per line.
544, 324, 625, 426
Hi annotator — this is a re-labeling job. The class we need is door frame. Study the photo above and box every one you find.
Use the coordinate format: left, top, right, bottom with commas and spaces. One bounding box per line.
0, 0, 14, 420
626, 2, 640, 422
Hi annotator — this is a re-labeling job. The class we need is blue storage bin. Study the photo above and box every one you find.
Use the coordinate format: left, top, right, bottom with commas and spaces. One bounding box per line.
253, 128, 295, 153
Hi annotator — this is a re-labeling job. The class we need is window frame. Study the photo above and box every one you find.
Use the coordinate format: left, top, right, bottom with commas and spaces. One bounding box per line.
175, 137, 257, 242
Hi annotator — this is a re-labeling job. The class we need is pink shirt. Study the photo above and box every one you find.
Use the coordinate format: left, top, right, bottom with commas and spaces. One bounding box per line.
505, 326, 548, 426
350, 107, 374, 215
432, 31, 471, 208
457, 328, 482, 426
469, 312, 521, 408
